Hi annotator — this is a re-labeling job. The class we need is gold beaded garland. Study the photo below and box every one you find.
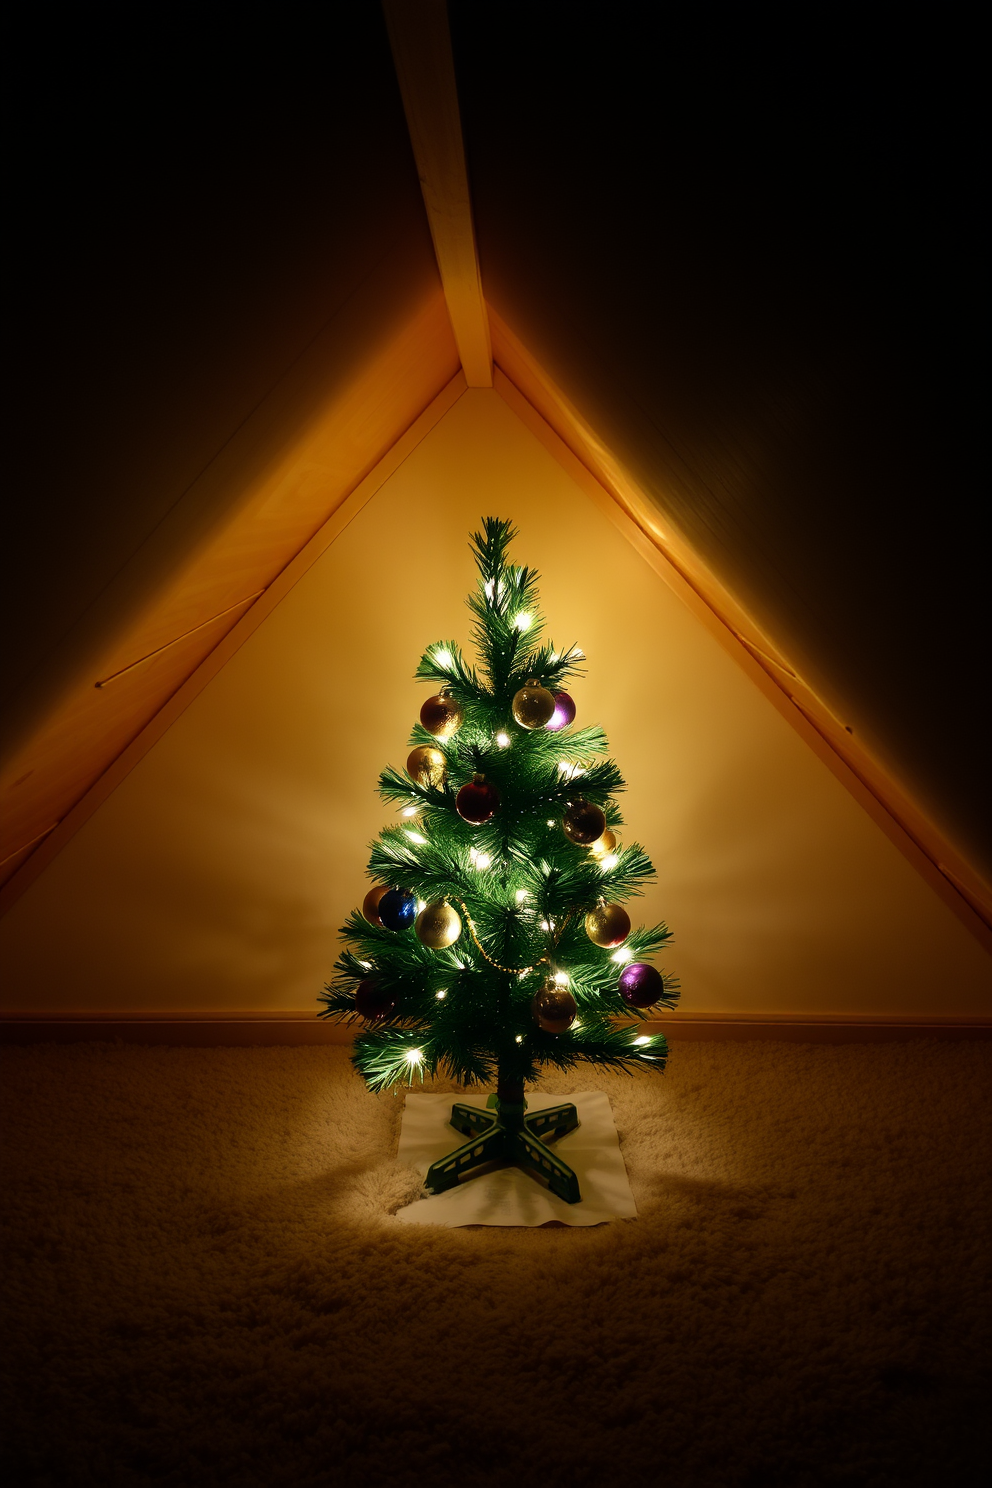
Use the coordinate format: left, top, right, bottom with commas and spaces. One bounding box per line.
406, 745, 447, 789
585, 902, 632, 948
532, 981, 578, 1033
511, 679, 556, 730
415, 900, 462, 950
562, 799, 607, 845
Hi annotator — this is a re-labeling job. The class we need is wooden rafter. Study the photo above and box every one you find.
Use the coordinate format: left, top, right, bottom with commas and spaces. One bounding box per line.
382, 0, 492, 387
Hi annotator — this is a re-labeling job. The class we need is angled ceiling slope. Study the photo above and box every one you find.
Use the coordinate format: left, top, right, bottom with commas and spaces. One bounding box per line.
1, 0, 989, 953
2, 386, 988, 1018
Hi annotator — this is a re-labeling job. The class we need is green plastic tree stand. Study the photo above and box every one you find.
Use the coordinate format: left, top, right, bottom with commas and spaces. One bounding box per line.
425, 1095, 582, 1204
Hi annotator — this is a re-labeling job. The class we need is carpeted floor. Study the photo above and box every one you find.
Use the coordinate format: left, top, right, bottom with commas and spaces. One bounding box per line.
1, 1041, 990, 1488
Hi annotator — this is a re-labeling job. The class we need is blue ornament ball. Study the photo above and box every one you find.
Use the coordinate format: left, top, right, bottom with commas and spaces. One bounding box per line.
378, 888, 417, 932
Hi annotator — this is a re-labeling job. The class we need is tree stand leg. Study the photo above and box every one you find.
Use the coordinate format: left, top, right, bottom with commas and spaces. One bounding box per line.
425, 1094, 582, 1204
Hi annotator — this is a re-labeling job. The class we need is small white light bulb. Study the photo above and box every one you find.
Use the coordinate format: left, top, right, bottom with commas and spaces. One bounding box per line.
474, 852, 492, 871
633, 1035, 651, 1046
405, 1049, 422, 1066
515, 1035, 524, 1044
611, 947, 633, 964
404, 830, 427, 845
416, 900, 426, 913
401, 806, 420, 818
434, 648, 453, 669
540, 919, 550, 931
553, 971, 569, 986
435, 989, 447, 1001
515, 889, 530, 903
600, 854, 620, 871
359, 961, 372, 970
513, 612, 532, 631
495, 732, 511, 748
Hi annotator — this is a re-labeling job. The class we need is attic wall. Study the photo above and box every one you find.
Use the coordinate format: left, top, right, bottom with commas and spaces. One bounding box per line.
1, 390, 987, 1017
450, 4, 988, 877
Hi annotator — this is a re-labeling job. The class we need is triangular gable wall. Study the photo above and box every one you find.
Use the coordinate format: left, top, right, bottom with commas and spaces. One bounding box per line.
1, 388, 987, 1017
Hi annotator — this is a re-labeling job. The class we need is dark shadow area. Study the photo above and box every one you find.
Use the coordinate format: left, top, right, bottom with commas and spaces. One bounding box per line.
450, 3, 989, 872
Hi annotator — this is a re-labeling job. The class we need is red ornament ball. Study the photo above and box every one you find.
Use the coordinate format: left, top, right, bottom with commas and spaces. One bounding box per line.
355, 979, 396, 1023
618, 962, 665, 1009
419, 693, 464, 740
456, 773, 500, 824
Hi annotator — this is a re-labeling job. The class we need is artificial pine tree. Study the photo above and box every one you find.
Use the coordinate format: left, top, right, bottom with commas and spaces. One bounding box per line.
319, 518, 679, 1202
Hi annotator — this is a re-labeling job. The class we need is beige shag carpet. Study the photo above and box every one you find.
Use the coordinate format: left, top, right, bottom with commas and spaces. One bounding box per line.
1, 1041, 990, 1488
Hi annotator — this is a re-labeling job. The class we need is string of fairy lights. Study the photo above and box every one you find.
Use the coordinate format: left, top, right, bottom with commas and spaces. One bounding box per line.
353, 621, 670, 1058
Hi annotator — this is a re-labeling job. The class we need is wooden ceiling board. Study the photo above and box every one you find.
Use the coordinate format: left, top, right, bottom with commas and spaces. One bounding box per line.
450, 4, 989, 882
1, 287, 460, 887
490, 320, 992, 935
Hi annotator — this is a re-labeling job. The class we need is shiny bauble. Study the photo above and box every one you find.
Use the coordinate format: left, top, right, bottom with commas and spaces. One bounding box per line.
585, 902, 632, 948
455, 773, 500, 824
545, 691, 576, 732
406, 745, 447, 789
419, 693, 464, 740
415, 900, 462, 950
511, 679, 556, 730
618, 962, 665, 1008
532, 982, 578, 1034
378, 887, 417, 932
562, 799, 607, 845
361, 884, 390, 926
588, 829, 618, 858
355, 978, 396, 1024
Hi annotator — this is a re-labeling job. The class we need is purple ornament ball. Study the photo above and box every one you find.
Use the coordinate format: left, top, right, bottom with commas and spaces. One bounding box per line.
618, 962, 665, 1009
545, 691, 576, 732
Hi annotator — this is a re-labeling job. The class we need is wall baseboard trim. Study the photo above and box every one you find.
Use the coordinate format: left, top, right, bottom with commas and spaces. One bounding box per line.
1, 1010, 990, 1046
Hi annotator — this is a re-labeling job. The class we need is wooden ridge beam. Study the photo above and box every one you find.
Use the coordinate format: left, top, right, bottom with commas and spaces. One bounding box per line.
382, 0, 492, 387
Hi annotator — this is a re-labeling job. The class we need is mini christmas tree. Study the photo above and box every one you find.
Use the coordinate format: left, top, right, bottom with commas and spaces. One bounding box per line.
319, 518, 679, 1202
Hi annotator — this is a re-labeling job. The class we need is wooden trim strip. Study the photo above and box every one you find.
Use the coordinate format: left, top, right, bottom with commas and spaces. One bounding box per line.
492, 364, 992, 955
94, 591, 265, 687
382, 0, 492, 387
0, 823, 60, 869
0, 372, 467, 917
2, 1010, 989, 1046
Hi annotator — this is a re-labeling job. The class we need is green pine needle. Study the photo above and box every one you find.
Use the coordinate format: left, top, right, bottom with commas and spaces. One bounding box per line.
319, 518, 681, 1094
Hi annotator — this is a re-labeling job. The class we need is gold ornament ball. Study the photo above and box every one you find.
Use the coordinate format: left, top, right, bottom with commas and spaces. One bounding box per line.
588, 829, 617, 858
415, 900, 462, 949
362, 884, 390, 925
406, 745, 447, 789
511, 679, 556, 730
562, 799, 607, 845
585, 902, 632, 948
532, 982, 578, 1034
420, 693, 464, 740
